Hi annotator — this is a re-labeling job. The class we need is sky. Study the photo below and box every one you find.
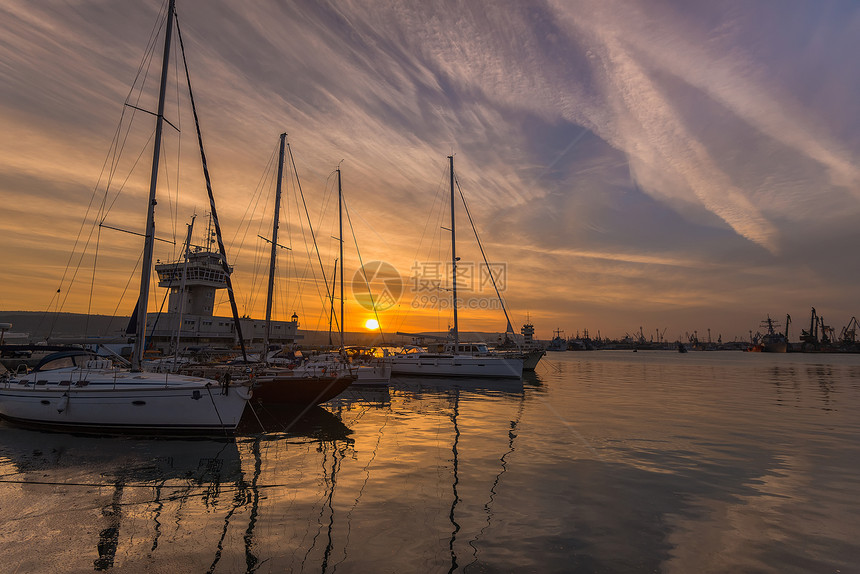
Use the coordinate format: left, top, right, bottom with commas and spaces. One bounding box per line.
0, 0, 858, 342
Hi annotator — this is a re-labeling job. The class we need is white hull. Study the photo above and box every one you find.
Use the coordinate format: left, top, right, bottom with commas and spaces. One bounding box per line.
520, 349, 546, 370
496, 348, 545, 370
0, 368, 250, 432
391, 354, 522, 378
281, 352, 391, 386
354, 362, 392, 385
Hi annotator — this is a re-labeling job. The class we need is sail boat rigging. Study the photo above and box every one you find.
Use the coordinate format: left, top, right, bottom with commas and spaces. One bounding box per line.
391, 156, 524, 379
222, 134, 355, 405
263, 133, 288, 356
328, 258, 338, 346
175, 13, 249, 363
131, 0, 175, 372
338, 166, 345, 350
138, 133, 352, 407
0, 0, 250, 433
450, 157, 460, 350
171, 215, 195, 370
451, 166, 544, 370
392, 155, 523, 378
294, 165, 392, 385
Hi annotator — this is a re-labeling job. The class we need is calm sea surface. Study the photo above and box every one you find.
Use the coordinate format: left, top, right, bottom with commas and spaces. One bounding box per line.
1, 351, 859, 573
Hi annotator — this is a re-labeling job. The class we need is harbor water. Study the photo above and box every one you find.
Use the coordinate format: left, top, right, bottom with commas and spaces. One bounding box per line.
1, 351, 859, 572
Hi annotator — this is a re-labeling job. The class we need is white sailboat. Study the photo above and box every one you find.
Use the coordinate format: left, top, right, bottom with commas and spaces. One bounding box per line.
0, 349, 248, 432
0, 0, 249, 432
392, 340, 523, 378
329, 166, 392, 384
242, 134, 355, 403
169, 133, 356, 406
274, 164, 392, 386
391, 156, 523, 379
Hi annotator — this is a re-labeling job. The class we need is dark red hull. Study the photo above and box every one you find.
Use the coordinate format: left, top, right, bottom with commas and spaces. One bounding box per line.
250, 373, 354, 405
178, 363, 354, 405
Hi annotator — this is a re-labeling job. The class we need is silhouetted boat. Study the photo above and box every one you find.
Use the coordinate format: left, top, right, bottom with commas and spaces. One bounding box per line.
761, 315, 789, 353
546, 329, 568, 351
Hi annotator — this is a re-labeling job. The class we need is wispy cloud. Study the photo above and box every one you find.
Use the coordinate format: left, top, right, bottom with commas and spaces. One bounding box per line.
0, 0, 858, 337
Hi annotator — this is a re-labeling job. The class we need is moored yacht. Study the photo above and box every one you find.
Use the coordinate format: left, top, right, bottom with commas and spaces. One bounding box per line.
391, 155, 524, 379
392, 341, 523, 379
169, 134, 355, 405
0, 1, 251, 432
281, 347, 391, 385
0, 350, 248, 432
493, 322, 546, 370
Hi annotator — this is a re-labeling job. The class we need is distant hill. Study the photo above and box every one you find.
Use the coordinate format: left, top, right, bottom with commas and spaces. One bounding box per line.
0, 311, 130, 341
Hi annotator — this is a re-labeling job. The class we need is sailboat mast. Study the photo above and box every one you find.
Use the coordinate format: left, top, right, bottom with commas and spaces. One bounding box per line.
133, 0, 175, 371
449, 155, 459, 349
264, 132, 287, 355
328, 258, 338, 347
337, 167, 344, 350
171, 215, 195, 370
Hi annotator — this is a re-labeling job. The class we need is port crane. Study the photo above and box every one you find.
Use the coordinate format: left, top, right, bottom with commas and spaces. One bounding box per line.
800, 307, 835, 350
840, 317, 859, 344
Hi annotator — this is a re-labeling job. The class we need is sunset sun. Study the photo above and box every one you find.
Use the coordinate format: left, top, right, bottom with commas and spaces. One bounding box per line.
364, 318, 380, 330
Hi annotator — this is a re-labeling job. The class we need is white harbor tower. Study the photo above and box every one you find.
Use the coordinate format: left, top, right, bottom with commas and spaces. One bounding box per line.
144, 244, 300, 355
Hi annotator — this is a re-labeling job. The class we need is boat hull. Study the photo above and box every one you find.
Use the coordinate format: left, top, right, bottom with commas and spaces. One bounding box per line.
0, 376, 249, 432
391, 355, 523, 378
250, 372, 354, 404
178, 363, 354, 405
519, 349, 545, 371
493, 348, 544, 370
353, 362, 392, 385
